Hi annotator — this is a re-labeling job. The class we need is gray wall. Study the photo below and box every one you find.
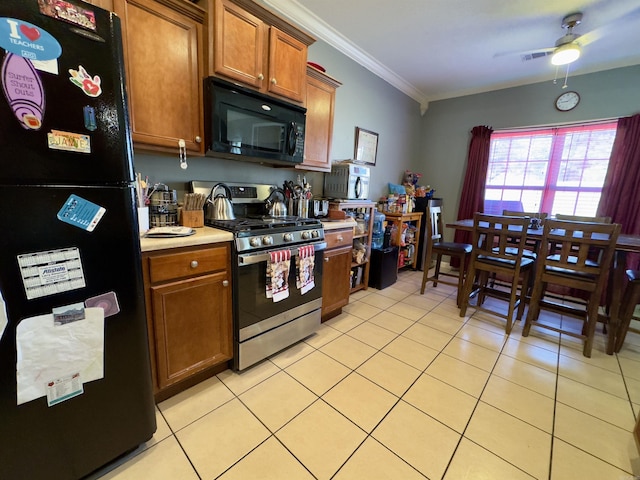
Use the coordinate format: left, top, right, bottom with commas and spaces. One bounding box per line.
132, 39, 422, 204
416, 64, 640, 239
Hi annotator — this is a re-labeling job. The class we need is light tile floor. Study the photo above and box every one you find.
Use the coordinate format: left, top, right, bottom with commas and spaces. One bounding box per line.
92, 269, 640, 480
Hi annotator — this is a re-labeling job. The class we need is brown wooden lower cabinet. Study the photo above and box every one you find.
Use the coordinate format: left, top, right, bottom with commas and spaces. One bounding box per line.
142, 243, 232, 400
322, 228, 354, 321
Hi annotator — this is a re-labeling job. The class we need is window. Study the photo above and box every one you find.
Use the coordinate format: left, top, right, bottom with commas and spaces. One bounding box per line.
484, 122, 618, 216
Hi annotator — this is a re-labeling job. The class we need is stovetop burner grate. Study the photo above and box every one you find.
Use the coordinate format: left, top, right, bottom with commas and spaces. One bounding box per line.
206, 216, 321, 233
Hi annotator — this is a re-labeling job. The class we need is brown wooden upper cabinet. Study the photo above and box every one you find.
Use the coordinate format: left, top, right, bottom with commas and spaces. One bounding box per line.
298, 65, 341, 172
210, 0, 314, 104
113, 0, 205, 154
85, 0, 114, 10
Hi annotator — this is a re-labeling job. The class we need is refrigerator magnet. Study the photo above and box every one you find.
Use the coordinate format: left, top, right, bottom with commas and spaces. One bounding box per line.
85, 292, 120, 318
1, 53, 46, 130
83, 105, 97, 131
52, 302, 86, 325
38, 0, 97, 32
0, 18, 62, 61
47, 129, 91, 153
68, 65, 102, 97
17, 247, 87, 300
57, 194, 106, 232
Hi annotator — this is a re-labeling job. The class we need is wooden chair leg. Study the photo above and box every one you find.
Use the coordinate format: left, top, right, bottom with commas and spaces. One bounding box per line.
523, 280, 544, 336
456, 254, 466, 306
433, 254, 443, 287
459, 263, 476, 317
583, 294, 602, 358
615, 284, 640, 352
517, 269, 531, 321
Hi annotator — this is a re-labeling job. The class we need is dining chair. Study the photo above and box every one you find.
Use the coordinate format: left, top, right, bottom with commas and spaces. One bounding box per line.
420, 203, 472, 305
555, 213, 612, 223
522, 219, 621, 357
458, 213, 534, 334
614, 270, 640, 353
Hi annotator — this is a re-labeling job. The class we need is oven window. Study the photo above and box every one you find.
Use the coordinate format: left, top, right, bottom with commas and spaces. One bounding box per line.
236, 249, 324, 332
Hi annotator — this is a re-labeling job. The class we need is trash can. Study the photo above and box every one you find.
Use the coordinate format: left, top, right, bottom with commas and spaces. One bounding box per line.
368, 246, 399, 289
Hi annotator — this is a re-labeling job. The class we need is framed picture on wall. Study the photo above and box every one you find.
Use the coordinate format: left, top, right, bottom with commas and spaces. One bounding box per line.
354, 127, 379, 166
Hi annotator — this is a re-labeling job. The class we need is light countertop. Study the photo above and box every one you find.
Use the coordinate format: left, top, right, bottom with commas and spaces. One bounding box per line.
140, 227, 233, 252
139, 218, 355, 252
321, 217, 357, 231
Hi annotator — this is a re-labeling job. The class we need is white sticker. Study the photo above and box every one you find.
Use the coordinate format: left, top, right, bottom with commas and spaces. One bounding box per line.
31, 58, 59, 75
17, 247, 86, 300
46, 372, 84, 407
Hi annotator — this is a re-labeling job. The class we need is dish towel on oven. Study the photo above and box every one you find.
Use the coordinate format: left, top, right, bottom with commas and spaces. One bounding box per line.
266, 249, 291, 302
296, 245, 315, 294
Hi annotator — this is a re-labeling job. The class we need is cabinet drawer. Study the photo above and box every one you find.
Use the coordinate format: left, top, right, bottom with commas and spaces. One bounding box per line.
325, 228, 353, 249
149, 246, 228, 283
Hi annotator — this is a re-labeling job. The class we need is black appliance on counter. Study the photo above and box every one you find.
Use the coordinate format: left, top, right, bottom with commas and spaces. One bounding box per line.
368, 247, 399, 290
191, 181, 326, 371
415, 197, 443, 271
204, 76, 306, 166
0, 2, 155, 479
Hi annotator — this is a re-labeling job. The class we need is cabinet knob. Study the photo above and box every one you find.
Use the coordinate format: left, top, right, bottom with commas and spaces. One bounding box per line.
190, 260, 199, 268
271, 77, 277, 85
337, 236, 343, 242
223, 280, 229, 287
324, 257, 329, 262
195, 136, 201, 143
257, 73, 264, 81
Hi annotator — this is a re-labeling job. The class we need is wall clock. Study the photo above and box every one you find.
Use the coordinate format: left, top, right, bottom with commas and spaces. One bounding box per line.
555, 91, 580, 111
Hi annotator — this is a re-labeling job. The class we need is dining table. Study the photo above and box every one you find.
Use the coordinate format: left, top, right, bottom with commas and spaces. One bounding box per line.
447, 218, 640, 355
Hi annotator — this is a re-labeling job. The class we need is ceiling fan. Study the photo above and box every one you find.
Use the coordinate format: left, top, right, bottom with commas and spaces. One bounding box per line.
494, 12, 588, 65
525, 13, 585, 65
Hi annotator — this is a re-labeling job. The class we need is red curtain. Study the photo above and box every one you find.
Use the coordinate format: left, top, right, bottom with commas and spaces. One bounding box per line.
450, 126, 493, 267
597, 113, 640, 269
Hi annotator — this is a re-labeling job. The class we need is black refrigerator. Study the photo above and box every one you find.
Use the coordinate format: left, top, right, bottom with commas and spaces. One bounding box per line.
0, 1, 156, 479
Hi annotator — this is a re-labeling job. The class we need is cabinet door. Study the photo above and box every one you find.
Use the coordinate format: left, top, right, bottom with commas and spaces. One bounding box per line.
214, 0, 266, 89
267, 27, 306, 102
151, 271, 232, 389
321, 245, 352, 318
301, 73, 335, 171
113, 0, 204, 152
85, 0, 113, 10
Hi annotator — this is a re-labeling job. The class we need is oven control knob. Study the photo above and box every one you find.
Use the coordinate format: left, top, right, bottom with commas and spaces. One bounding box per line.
301, 231, 311, 240
283, 233, 294, 242
263, 236, 274, 245
250, 237, 261, 247
311, 230, 320, 238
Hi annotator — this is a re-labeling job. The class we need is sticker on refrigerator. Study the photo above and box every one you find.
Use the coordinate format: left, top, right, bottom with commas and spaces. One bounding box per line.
46, 372, 84, 407
52, 302, 85, 325
68, 65, 102, 97
0, 290, 7, 342
47, 129, 91, 153
17, 247, 86, 300
15, 307, 105, 406
1, 53, 46, 130
38, 0, 98, 32
85, 291, 120, 318
83, 105, 96, 131
57, 194, 105, 232
0, 17, 62, 61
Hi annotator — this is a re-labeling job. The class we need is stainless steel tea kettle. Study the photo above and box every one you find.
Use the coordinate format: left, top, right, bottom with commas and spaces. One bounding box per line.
265, 188, 288, 217
205, 183, 235, 220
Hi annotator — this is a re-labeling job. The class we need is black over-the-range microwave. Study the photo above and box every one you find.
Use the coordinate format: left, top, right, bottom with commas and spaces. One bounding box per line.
204, 77, 306, 166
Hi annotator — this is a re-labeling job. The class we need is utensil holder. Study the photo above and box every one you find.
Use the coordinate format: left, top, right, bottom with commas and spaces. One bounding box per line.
137, 207, 149, 235
181, 210, 204, 228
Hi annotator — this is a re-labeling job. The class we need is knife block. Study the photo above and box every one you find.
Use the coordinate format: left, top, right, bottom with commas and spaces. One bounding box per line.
180, 210, 204, 228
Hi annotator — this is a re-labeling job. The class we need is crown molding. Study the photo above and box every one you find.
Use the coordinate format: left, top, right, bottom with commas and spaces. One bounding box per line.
257, 0, 429, 113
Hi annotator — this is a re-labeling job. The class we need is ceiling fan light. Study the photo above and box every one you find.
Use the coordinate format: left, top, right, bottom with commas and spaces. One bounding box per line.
551, 43, 581, 65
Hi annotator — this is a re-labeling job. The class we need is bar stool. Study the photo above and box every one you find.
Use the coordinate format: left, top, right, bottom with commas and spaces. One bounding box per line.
523, 219, 620, 357
459, 213, 534, 334
614, 270, 640, 353
420, 203, 472, 305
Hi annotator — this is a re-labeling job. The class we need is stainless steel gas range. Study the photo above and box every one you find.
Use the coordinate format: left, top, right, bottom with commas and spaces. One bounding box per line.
190, 181, 326, 371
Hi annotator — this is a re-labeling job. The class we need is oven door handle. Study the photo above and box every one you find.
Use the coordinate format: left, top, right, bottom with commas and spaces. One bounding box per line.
238, 241, 328, 266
